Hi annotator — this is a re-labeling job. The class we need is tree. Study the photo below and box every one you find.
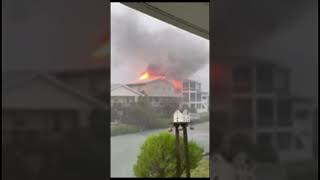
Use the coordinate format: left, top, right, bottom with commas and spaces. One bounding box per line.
124, 97, 162, 129
159, 99, 180, 117
180, 104, 197, 113
133, 132, 203, 178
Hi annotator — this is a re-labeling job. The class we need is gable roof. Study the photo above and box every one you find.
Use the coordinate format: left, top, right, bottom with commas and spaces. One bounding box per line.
2, 71, 107, 109
127, 76, 169, 85
111, 84, 145, 96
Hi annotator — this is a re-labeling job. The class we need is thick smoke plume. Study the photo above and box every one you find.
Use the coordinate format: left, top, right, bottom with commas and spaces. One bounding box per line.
111, 4, 209, 80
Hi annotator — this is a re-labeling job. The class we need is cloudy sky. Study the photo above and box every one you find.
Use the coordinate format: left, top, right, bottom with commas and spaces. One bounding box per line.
110, 3, 210, 92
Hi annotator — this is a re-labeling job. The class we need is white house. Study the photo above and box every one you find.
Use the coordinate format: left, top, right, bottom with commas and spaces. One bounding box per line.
126, 77, 183, 107
111, 84, 145, 108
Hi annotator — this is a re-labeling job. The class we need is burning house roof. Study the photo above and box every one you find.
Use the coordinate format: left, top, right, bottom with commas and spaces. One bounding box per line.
128, 76, 166, 85
126, 65, 183, 97
127, 64, 183, 92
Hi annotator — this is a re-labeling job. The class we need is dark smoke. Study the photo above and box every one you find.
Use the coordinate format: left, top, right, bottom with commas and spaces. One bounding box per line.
111, 3, 209, 80
211, 0, 314, 57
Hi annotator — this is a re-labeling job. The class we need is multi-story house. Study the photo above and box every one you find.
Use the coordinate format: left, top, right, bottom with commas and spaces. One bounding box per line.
182, 79, 209, 113
212, 56, 315, 162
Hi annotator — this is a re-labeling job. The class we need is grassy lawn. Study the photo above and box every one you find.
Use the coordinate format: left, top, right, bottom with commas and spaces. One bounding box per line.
181, 158, 209, 178
191, 158, 210, 177
111, 123, 140, 136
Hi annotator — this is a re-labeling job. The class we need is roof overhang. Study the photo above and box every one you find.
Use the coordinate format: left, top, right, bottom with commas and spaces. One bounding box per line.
121, 2, 209, 40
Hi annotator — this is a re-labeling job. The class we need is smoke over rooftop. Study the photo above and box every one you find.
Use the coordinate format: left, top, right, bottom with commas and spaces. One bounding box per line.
111, 3, 209, 82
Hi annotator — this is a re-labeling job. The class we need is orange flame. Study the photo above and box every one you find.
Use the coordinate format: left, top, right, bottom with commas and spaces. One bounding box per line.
171, 80, 182, 91
139, 72, 150, 80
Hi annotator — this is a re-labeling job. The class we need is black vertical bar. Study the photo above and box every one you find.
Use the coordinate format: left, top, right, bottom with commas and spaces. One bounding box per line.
175, 123, 181, 177
182, 124, 190, 178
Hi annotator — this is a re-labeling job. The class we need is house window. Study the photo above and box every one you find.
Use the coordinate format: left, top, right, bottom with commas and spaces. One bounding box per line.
191, 104, 196, 109
183, 93, 189, 102
183, 82, 189, 90
232, 65, 253, 93
256, 65, 274, 93
197, 93, 202, 102
190, 82, 196, 91
190, 93, 196, 101
257, 98, 274, 127
197, 104, 201, 109
277, 99, 292, 126
295, 109, 309, 120
232, 98, 253, 128
277, 132, 291, 150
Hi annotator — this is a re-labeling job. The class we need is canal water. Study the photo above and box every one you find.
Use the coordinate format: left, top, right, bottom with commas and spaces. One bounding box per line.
111, 121, 209, 177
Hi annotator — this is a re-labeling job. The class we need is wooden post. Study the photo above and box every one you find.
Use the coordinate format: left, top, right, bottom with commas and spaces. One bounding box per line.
182, 124, 190, 178
174, 123, 181, 177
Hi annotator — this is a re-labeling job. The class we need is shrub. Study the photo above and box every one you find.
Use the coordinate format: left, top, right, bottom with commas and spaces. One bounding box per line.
133, 132, 203, 178
123, 101, 162, 129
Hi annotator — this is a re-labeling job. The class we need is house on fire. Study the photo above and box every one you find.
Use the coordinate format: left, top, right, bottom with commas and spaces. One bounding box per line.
111, 76, 183, 108
127, 76, 183, 107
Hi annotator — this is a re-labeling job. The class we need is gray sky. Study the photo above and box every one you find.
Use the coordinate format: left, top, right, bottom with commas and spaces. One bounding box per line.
110, 3, 209, 92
